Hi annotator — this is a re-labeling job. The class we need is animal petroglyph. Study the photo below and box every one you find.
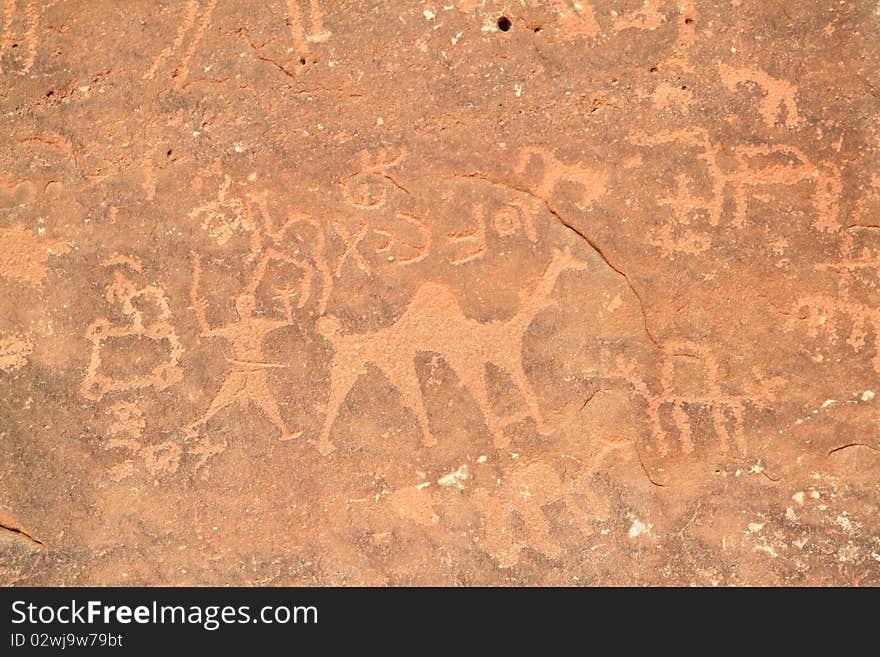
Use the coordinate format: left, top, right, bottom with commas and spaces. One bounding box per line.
186, 252, 303, 446
730, 144, 841, 232
515, 147, 608, 210
0, 225, 70, 288
0, 0, 43, 75
613, 342, 749, 458
143, 0, 217, 87
0, 333, 32, 373
81, 256, 183, 401
719, 64, 800, 128
315, 248, 589, 455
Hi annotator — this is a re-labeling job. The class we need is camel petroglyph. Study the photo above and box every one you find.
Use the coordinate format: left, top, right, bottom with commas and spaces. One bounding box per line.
314, 248, 589, 454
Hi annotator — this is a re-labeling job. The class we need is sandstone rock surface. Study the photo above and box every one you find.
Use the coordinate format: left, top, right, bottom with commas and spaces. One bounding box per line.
1, 0, 879, 585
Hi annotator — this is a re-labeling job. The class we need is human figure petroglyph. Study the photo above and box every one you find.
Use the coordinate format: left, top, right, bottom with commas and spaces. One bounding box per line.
719, 63, 800, 128
630, 129, 724, 255
514, 147, 608, 210
315, 248, 589, 455
730, 144, 841, 232
143, 0, 217, 88
186, 252, 303, 444
0, 0, 43, 75
81, 256, 183, 401
185, 179, 331, 461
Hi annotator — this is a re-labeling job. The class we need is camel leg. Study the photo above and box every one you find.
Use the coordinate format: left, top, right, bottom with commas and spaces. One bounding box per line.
317, 359, 361, 455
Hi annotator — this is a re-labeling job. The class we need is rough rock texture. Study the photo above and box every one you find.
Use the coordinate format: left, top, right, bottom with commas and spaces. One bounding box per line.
1, 1, 879, 586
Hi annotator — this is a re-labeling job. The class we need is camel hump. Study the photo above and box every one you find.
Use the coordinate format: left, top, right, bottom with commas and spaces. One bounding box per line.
402, 281, 463, 320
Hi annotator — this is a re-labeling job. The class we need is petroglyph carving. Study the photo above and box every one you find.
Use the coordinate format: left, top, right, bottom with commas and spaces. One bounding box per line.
81, 256, 183, 401
330, 215, 370, 275
186, 252, 303, 445
820, 223, 880, 284
338, 147, 408, 210
471, 461, 595, 568
0, 333, 32, 373
613, 343, 749, 457
0, 224, 70, 288
315, 248, 589, 455
446, 198, 541, 264
189, 175, 259, 251
143, 0, 217, 87
249, 195, 333, 313
374, 212, 431, 265
730, 144, 841, 232
719, 63, 800, 128
446, 203, 487, 265
332, 212, 429, 273
490, 199, 540, 242
287, 0, 331, 58
104, 403, 182, 479
0, 0, 43, 75
515, 147, 607, 209
107, 401, 145, 438
630, 129, 724, 255
786, 293, 880, 373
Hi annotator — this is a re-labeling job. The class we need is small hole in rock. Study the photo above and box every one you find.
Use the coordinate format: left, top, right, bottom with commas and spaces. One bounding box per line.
533, 26, 541, 33
11, 43, 17, 48
300, 57, 306, 65
166, 149, 173, 157
649, 66, 658, 73
685, 17, 694, 25
497, 16, 511, 31
46, 90, 54, 97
